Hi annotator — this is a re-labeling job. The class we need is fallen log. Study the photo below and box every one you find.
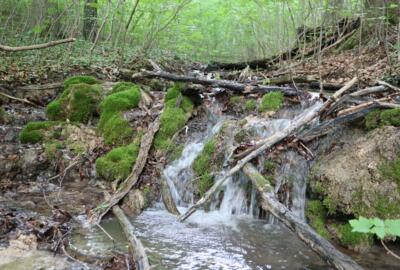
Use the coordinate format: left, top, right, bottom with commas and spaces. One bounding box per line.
0, 38, 76, 52
252, 74, 318, 86
89, 117, 161, 225
242, 163, 364, 270
128, 70, 299, 96
161, 172, 180, 215
350, 85, 387, 97
178, 102, 322, 222
16, 82, 64, 91
112, 205, 150, 270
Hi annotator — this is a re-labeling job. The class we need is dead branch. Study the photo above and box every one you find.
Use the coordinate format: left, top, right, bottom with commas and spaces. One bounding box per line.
89, 116, 161, 225
0, 38, 76, 52
128, 70, 299, 96
112, 205, 150, 270
0, 90, 41, 107
242, 163, 364, 270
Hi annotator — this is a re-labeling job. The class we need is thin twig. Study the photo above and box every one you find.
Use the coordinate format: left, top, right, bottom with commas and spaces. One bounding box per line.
381, 239, 400, 261
0, 90, 41, 107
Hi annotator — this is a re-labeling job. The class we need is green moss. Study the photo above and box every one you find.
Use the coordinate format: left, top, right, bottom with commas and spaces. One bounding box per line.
64, 75, 99, 90
380, 108, 400, 127
46, 83, 101, 123
165, 83, 185, 101
259, 91, 284, 112
102, 113, 133, 145
264, 160, 275, 173
229, 96, 241, 104
323, 197, 338, 215
20, 121, 58, 144
352, 190, 400, 219
336, 223, 373, 249
98, 87, 141, 145
96, 138, 140, 182
364, 109, 381, 130
169, 144, 184, 161
154, 85, 193, 152
306, 200, 330, 238
380, 157, 400, 191
44, 141, 64, 159
110, 82, 137, 95
245, 99, 256, 111
192, 139, 222, 196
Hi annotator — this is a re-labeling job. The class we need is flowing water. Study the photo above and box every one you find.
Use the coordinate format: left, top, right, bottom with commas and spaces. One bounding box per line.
72, 99, 341, 269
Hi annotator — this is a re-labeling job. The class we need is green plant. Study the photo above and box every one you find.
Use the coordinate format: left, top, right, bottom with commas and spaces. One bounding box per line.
193, 139, 218, 196
381, 108, 400, 127
110, 82, 137, 95
259, 91, 284, 112
379, 157, 400, 193
350, 217, 400, 239
229, 96, 241, 104
336, 223, 374, 249
364, 109, 381, 130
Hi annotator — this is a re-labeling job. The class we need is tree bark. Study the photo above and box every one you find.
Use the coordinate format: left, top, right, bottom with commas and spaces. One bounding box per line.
242, 163, 364, 270
83, 0, 98, 42
128, 70, 299, 96
112, 205, 150, 270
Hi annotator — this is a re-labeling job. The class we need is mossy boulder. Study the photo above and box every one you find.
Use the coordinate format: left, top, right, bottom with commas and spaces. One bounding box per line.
154, 84, 194, 152
98, 85, 141, 145
110, 82, 138, 95
259, 91, 284, 112
46, 83, 102, 123
63, 75, 99, 90
96, 138, 140, 182
19, 121, 59, 144
309, 126, 400, 219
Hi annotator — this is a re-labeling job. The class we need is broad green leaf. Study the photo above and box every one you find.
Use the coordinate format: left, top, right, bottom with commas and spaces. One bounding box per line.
349, 217, 373, 233
384, 220, 400, 237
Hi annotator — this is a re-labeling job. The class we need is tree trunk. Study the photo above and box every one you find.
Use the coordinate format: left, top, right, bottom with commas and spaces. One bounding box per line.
83, 0, 98, 42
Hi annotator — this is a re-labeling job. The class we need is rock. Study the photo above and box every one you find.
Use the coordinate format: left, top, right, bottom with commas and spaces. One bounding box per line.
121, 189, 146, 216
309, 126, 400, 219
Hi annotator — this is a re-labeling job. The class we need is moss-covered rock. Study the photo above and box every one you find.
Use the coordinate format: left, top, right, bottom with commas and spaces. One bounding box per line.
334, 223, 373, 251
259, 91, 284, 112
364, 109, 381, 130
96, 138, 140, 182
309, 126, 400, 219
46, 83, 102, 123
305, 200, 330, 239
64, 75, 99, 90
110, 82, 137, 95
154, 84, 193, 152
98, 86, 141, 145
19, 121, 59, 144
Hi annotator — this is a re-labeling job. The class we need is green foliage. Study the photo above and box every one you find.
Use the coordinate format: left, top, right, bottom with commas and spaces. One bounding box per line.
154, 85, 193, 151
264, 160, 275, 173
46, 83, 101, 124
350, 217, 400, 239
96, 139, 141, 182
259, 92, 284, 112
335, 223, 374, 248
98, 86, 141, 145
20, 121, 57, 144
64, 75, 99, 90
306, 200, 330, 239
245, 99, 256, 111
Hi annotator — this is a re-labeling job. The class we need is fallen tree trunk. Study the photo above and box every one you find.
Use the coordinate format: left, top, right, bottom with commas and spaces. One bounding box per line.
112, 205, 150, 270
0, 38, 76, 52
242, 163, 364, 270
89, 117, 161, 225
161, 172, 180, 215
128, 70, 299, 96
178, 102, 322, 222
